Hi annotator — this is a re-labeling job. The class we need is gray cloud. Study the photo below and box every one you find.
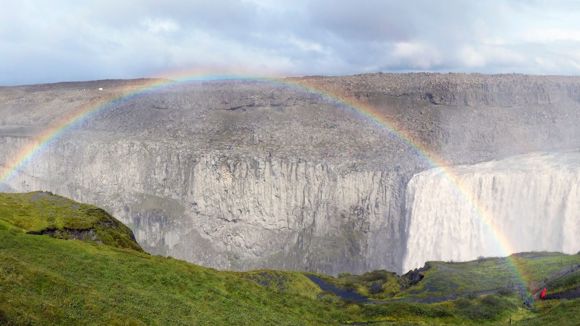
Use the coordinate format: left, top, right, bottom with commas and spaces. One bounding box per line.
2, 0, 580, 85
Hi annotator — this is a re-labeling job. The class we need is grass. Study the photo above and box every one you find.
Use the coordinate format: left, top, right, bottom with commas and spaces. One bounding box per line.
515, 299, 580, 325
237, 270, 323, 300
313, 254, 580, 302
0, 192, 579, 325
397, 254, 580, 299
511, 252, 580, 284
546, 270, 580, 293
314, 270, 403, 300
355, 294, 521, 325
0, 192, 141, 251
0, 227, 351, 325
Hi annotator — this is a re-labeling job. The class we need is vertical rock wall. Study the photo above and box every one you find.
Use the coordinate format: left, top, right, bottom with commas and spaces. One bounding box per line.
0, 136, 407, 274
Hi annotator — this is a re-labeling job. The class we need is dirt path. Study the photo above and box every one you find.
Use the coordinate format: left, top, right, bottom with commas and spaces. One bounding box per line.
544, 287, 580, 300
532, 264, 580, 298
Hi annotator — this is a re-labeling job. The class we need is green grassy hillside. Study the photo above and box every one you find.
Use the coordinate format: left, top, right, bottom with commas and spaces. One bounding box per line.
0, 192, 141, 251
0, 192, 578, 325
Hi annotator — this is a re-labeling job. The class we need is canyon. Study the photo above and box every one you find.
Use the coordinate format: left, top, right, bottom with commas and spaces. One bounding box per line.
1, 73, 579, 274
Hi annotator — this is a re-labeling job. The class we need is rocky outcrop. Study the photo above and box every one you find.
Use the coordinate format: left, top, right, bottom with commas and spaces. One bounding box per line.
0, 191, 143, 251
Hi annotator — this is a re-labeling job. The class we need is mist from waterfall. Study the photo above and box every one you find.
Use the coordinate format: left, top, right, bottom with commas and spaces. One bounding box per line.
403, 152, 580, 272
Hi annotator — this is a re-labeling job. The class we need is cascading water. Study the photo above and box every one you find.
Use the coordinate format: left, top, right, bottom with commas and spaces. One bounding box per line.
403, 151, 580, 272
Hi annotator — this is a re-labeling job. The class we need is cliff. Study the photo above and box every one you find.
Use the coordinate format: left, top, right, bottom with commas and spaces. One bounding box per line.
1, 73, 580, 274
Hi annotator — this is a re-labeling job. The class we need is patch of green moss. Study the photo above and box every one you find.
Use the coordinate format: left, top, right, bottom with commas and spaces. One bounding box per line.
516, 299, 580, 325
453, 294, 518, 321
0, 229, 348, 325
327, 270, 403, 299
0, 192, 142, 251
544, 270, 580, 293
237, 270, 323, 300
398, 253, 580, 300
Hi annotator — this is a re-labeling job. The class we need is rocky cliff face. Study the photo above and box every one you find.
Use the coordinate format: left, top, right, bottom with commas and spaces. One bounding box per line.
1, 73, 580, 274
1, 137, 406, 274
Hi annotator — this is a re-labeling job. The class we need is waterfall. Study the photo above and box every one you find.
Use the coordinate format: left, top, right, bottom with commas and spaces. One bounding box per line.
403, 152, 580, 272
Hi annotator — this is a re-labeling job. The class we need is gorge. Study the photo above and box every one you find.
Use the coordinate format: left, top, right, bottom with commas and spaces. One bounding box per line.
1, 73, 579, 275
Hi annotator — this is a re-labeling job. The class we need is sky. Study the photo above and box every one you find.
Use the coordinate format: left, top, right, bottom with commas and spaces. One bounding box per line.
2, 0, 580, 85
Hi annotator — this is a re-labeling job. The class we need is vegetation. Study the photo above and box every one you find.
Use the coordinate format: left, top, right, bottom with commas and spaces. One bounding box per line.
516, 299, 580, 325
396, 253, 580, 300
315, 270, 403, 300
237, 270, 322, 300
0, 192, 579, 325
0, 192, 141, 251
0, 214, 347, 325
546, 270, 580, 294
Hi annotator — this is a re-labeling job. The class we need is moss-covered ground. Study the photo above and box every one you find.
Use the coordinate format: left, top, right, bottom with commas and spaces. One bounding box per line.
0, 192, 141, 251
0, 192, 578, 325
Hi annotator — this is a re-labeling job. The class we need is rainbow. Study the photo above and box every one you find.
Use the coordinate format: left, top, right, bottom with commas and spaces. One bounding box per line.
0, 70, 531, 292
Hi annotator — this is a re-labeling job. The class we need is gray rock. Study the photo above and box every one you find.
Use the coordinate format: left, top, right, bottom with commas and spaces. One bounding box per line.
1, 73, 580, 274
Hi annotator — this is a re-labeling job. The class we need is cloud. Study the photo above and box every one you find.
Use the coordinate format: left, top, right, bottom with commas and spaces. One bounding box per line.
391, 42, 443, 70
2, 0, 580, 85
143, 18, 180, 34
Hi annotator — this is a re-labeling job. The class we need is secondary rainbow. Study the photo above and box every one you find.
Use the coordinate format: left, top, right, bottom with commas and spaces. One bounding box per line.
0, 71, 531, 292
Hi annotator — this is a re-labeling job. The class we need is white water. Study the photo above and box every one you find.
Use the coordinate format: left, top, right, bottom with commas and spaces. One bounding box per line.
403, 152, 580, 272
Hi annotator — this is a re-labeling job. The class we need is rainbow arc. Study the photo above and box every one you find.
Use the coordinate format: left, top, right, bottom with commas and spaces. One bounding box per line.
0, 71, 531, 289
